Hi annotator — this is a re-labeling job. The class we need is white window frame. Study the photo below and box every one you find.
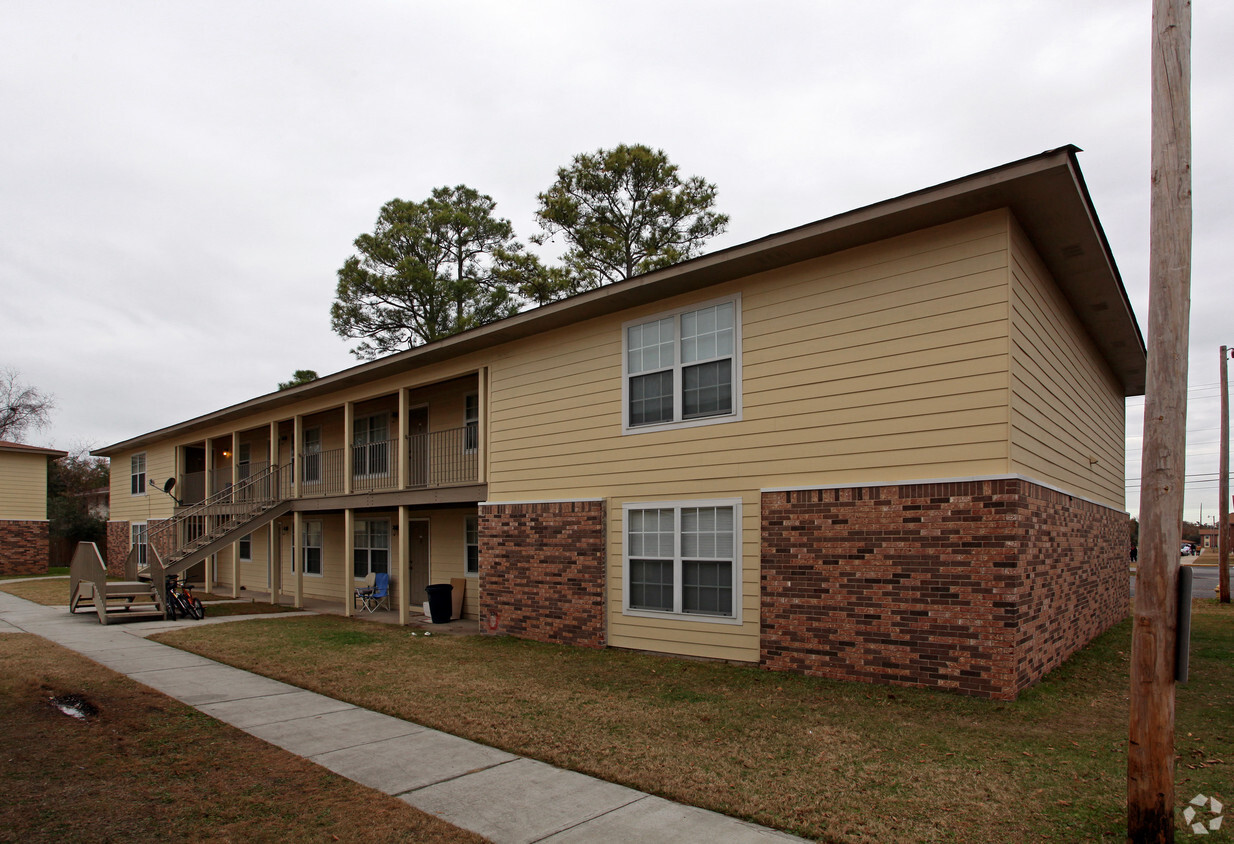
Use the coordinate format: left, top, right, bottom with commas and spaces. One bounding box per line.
353, 413, 390, 479
353, 518, 390, 578
464, 515, 479, 576
302, 427, 322, 485
621, 294, 742, 435
622, 499, 742, 625
131, 522, 147, 568
130, 452, 147, 496
295, 519, 324, 577
238, 533, 252, 562
463, 393, 479, 454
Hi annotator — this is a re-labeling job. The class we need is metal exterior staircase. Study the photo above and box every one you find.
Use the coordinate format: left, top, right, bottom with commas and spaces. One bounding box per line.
144, 463, 291, 579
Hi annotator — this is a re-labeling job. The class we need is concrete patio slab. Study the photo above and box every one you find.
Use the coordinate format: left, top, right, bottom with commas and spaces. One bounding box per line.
243, 707, 424, 757
199, 690, 356, 729
402, 757, 644, 844
312, 728, 517, 795
541, 793, 807, 843
127, 662, 298, 705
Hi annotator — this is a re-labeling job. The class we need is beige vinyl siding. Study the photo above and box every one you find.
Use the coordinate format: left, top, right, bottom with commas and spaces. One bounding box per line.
485, 211, 1014, 661
0, 452, 50, 520
240, 525, 271, 588
1008, 220, 1125, 509
278, 513, 348, 601
109, 447, 175, 523
421, 508, 479, 619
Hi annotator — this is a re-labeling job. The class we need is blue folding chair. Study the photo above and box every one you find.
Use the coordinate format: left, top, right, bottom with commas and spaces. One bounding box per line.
361, 572, 391, 613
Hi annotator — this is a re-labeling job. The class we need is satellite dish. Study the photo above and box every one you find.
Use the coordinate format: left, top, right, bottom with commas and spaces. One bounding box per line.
162, 477, 176, 493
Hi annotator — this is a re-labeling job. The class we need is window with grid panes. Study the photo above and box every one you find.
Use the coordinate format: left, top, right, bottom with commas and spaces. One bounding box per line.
624, 501, 739, 620
624, 297, 738, 432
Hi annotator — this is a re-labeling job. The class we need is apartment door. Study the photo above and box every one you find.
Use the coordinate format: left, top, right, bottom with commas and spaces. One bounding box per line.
407, 406, 429, 487
407, 520, 430, 607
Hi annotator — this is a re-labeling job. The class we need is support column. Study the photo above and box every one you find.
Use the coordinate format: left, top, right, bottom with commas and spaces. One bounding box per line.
293, 510, 303, 609
293, 416, 303, 499
478, 366, 488, 484
205, 439, 214, 498
269, 420, 279, 496
344, 508, 355, 617
398, 505, 409, 625
270, 521, 282, 601
398, 389, 409, 490
344, 402, 354, 495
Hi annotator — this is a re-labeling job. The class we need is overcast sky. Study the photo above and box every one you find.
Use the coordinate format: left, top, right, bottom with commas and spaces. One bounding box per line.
2, 1, 1231, 522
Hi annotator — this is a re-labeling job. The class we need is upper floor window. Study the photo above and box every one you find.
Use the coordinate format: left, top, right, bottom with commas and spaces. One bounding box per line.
623, 296, 740, 433
464, 394, 479, 453
130, 453, 147, 496
353, 413, 389, 477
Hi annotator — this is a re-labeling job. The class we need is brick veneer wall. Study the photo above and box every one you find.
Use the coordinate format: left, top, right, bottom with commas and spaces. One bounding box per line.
106, 520, 129, 576
479, 500, 606, 648
0, 520, 50, 576
761, 479, 1129, 700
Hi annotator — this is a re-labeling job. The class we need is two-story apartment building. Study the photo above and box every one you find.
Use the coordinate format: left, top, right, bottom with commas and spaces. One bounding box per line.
96, 147, 1144, 699
0, 440, 67, 575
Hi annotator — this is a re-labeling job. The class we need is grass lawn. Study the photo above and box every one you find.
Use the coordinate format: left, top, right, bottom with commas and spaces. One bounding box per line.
0, 566, 68, 580
0, 578, 298, 617
0, 633, 484, 844
150, 601, 1234, 842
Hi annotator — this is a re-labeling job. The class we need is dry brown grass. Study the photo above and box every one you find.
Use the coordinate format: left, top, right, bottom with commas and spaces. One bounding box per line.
0, 576, 75, 606
0, 633, 486, 844
150, 605, 1234, 843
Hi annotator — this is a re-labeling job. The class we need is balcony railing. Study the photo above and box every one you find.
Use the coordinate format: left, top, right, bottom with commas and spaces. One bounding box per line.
299, 448, 344, 497
180, 462, 273, 505
173, 425, 480, 508
412, 426, 478, 487
352, 439, 398, 492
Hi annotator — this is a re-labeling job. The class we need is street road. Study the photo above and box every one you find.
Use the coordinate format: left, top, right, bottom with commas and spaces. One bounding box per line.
1130, 557, 1224, 599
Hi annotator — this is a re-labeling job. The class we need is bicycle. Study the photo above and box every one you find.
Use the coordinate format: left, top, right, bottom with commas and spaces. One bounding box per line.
164, 574, 205, 620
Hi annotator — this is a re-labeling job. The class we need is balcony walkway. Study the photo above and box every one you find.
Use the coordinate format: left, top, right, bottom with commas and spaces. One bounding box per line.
0, 589, 804, 844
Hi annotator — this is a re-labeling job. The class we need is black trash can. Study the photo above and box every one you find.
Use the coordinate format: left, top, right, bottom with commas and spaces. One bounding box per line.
425, 583, 453, 624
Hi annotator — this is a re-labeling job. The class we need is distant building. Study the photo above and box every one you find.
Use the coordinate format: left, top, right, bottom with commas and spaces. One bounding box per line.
0, 440, 68, 575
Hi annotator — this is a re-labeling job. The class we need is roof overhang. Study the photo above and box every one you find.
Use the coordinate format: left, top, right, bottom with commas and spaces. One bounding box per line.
95, 146, 1145, 458
0, 441, 68, 457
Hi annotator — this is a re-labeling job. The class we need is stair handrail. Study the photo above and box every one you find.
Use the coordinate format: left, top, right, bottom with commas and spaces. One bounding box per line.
148, 462, 283, 548
146, 542, 168, 616
68, 541, 109, 613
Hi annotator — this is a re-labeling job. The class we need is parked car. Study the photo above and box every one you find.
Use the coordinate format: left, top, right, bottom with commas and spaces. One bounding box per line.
1180, 544, 1192, 556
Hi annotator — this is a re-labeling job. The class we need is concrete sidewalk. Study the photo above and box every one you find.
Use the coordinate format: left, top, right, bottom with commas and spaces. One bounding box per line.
0, 589, 806, 844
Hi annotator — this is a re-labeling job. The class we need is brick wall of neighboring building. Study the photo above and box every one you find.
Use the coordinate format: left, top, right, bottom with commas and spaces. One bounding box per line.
761, 478, 1128, 700
106, 520, 129, 576
147, 519, 173, 560
1013, 487, 1129, 690
479, 500, 606, 648
0, 520, 49, 576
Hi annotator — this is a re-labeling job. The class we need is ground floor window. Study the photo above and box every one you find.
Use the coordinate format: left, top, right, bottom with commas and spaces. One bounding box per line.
464, 515, 479, 575
239, 533, 252, 561
354, 519, 389, 577
131, 523, 147, 568
624, 500, 739, 620
297, 520, 322, 576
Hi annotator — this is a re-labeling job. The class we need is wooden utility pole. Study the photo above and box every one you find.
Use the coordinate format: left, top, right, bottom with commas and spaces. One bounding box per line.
1220, 345, 1230, 604
1128, 0, 1191, 841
